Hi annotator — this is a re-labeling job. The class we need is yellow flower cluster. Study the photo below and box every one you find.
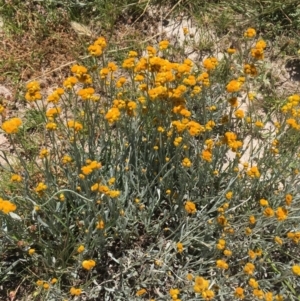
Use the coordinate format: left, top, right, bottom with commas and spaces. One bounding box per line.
0, 198, 17, 214
169, 288, 181, 301
222, 132, 243, 152
82, 259, 96, 270
2, 117, 22, 134
71, 64, 92, 84
88, 36, 107, 56
77, 87, 99, 101
247, 166, 260, 178
25, 81, 42, 102
203, 57, 218, 70
185, 200, 197, 214
70, 287, 82, 296
10, 174, 22, 182
81, 160, 102, 175
244, 27, 256, 38
251, 40, 267, 60
67, 120, 83, 132
35, 182, 47, 195
287, 232, 300, 244
91, 182, 120, 198
46, 107, 61, 119
47, 88, 64, 103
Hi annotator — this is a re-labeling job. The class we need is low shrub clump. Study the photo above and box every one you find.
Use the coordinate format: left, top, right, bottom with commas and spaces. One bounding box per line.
0, 28, 300, 300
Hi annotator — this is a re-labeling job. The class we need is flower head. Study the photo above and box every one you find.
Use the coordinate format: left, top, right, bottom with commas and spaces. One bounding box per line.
244, 28, 256, 38
2, 118, 22, 134
82, 259, 96, 270
185, 201, 197, 214
70, 287, 82, 296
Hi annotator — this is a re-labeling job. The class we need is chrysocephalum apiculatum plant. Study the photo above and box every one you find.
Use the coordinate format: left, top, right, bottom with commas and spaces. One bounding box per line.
0, 28, 300, 300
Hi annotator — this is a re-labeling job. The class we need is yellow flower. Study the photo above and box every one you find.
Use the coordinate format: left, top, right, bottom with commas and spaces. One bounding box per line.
248, 278, 259, 288
177, 242, 184, 253
185, 201, 197, 214
274, 236, 283, 245
202, 290, 215, 300
225, 191, 233, 200
67, 120, 83, 132
226, 80, 242, 93
255, 121, 264, 128
0, 199, 17, 214
88, 44, 102, 56
182, 157, 192, 168
10, 174, 22, 182
249, 215, 256, 224
248, 250, 256, 259
244, 64, 257, 76
108, 190, 120, 198
203, 57, 218, 70
46, 122, 57, 131
292, 265, 300, 276
116, 77, 126, 88
201, 149, 212, 162
2, 117, 22, 134
287, 232, 300, 244
244, 27, 256, 38
217, 215, 227, 226
245, 227, 252, 235
46, 107, 61, 119
159, 40, 169, 50
183, 27, 189, 35
94, 36, 107, 48
216, 259, 228, 270
285, 194, 293, 206
194, 276, 209, 293
50, 278, 57, 284
170, 288, 180, 299
217, 239, 226, 250
186, 273, 193, 281
96, 220, 105, 230
234, 287, 245, 299
77, 245, 85, 253
43, 283, 50, 290
82, 259, 96, 270
227, 48, 236, 54
136, 288, 147, 296
260, 199, 268, 206
35, 182, 47, 195
263, 207, 274, 217
276, 207, 288, 221
122, 58, 135, 69
70, 287, 82, 296
253, 289, 264, 299
251, 47, 264, 60
77, 87, 96, 100
105, 107, 121, 123
223, 249, 232, 257
28, 248, 35, 255
265, 292, 273, 301
256, 40, 267, 50
63, 76, 78, 89
36, 280, 43, 286
39, 148, 49, 159
128, 51, 138, 57
244, 262, 255, 275
234, 109, 244, 119
247, 166, 260, 178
